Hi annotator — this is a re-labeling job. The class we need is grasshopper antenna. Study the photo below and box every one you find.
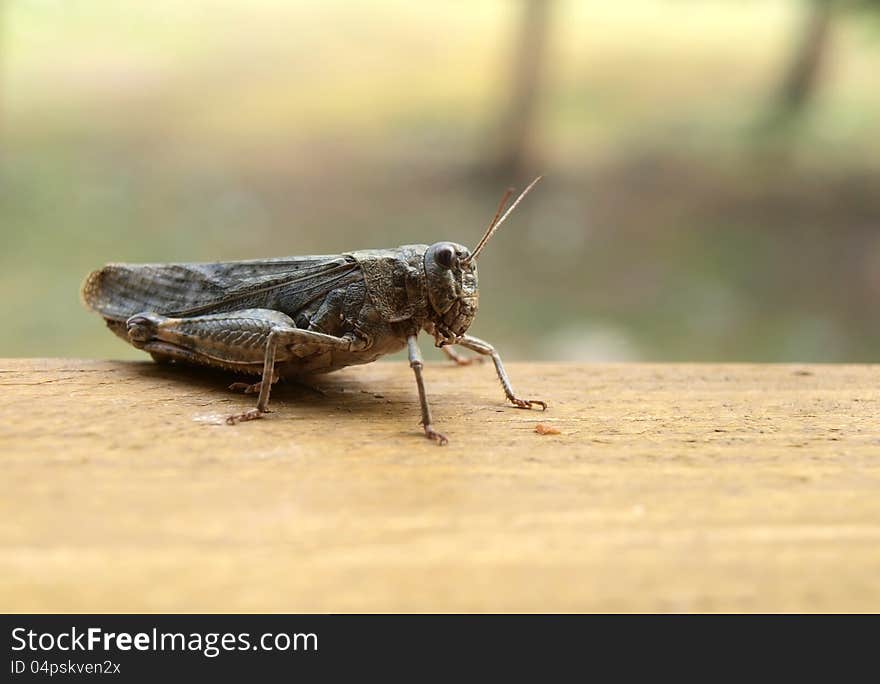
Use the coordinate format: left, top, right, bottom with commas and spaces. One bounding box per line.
465, 175, 542, 264
485, 186, 515, 239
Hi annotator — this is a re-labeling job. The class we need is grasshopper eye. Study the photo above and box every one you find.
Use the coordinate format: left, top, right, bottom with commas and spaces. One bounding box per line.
435, 244, 456, 269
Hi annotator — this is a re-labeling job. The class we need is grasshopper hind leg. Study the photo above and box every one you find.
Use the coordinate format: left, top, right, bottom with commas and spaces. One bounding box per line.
225, 328, 280, 424
123, 310, 286, 424
124, 309, 367, 425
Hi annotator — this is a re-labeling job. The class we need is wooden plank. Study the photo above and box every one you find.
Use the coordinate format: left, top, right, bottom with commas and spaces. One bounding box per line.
1, 358, 879, 612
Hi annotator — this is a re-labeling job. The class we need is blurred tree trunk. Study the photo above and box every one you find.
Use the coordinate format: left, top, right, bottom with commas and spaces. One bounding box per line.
770, 0, 834, 124
484, 0, 552, 182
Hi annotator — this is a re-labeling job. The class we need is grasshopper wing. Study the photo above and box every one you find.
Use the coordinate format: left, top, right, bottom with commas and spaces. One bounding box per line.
82, 255, 362, 321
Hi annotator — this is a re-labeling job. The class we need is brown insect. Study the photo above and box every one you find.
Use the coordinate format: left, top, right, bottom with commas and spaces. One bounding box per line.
82, 178, 546, 445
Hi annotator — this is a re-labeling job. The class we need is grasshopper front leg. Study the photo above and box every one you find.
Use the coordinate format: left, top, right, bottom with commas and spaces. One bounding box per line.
452, 334, 547, 411
407, 335, 448, 446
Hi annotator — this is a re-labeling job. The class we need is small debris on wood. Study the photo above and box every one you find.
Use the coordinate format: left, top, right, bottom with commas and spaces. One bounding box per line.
535, 423, 561, 435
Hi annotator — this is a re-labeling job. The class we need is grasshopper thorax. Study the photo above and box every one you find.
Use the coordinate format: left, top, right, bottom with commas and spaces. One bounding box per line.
424, 241, 478, 344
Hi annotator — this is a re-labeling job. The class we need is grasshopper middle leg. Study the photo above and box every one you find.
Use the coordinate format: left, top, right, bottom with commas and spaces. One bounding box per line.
407, 335, 448, 446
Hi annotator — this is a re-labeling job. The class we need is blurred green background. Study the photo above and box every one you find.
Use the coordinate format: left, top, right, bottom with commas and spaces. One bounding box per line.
2, 0, 879, 362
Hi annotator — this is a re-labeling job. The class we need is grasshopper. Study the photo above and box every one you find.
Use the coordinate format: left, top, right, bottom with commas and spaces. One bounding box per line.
81, 177, 546, 445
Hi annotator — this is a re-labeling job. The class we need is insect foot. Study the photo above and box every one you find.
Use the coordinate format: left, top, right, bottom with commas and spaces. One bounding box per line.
229, 381, 263, 395
423, 424, 449, 446
509, 397, 548, 411
226, 408, 269, 425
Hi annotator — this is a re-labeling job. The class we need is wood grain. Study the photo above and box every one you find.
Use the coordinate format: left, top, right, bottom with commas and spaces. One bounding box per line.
1, 358, 879, 612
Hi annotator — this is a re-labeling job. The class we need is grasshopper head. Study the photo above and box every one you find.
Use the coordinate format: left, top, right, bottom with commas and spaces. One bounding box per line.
424, 241, 479, 344
424, 176, 542, 346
